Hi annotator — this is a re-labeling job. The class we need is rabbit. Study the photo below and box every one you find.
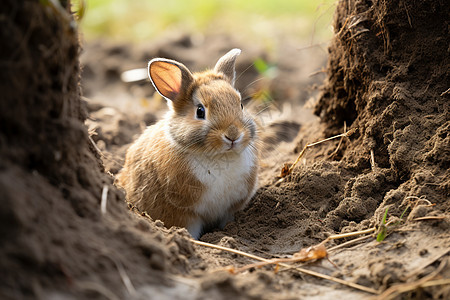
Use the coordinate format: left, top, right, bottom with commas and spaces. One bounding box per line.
116, 49, 259, 239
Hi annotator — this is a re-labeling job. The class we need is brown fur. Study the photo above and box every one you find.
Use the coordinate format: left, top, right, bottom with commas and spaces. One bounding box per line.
116, 122, 204, 228
117, 49, 259, 236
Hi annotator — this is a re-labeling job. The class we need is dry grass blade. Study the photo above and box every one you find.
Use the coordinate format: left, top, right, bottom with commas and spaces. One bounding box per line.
328, 235, 372, 252
370, 149, 377, 170
281, 128, 357, 177
101, 185, 109, 215
420, 278, 450, 288
440, 87, 450, 96
88, 135, 103, 157
192, 240, 267, 262
231, 243, 328, 273
191, 239, 379, 295
327, 227, 376, 240
329, 121, 347, 158
411, 216, 446, 221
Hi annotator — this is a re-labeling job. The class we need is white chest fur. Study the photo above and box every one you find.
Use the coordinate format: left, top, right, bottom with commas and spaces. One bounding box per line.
188, 146, 256, 221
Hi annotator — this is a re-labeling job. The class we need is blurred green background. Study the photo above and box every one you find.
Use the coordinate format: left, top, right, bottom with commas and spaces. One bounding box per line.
75, 0, 335, 44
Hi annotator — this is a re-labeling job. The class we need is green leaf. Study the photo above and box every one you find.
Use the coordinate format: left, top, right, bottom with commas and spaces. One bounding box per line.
253, 58, 270, 74
381, 207, 388, 224
376, 228, 387, 242
376, 207, 389, 242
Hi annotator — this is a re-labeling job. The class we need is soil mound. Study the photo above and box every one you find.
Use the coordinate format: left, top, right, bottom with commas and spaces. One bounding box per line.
1, 2, 194, 299
315, 0, 449, 216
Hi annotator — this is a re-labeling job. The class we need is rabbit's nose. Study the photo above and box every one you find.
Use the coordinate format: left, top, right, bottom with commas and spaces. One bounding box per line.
225, 125, 239, 141
223, 133, 243, 148
224, 135, 236, 142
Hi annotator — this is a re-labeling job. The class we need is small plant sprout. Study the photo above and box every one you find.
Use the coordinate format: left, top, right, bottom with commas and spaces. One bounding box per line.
376, 207, 389, 242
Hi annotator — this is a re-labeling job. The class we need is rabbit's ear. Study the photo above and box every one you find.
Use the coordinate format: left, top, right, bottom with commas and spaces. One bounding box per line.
148, 59, 193, 101
214, 48, 241, 86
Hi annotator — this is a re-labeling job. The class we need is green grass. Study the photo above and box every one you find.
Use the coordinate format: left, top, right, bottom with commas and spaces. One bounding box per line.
76, 0, 336, 43
376, 207, 389, 242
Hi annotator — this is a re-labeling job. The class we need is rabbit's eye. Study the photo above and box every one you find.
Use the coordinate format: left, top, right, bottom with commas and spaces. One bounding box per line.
196, 104, 205, 119
241, 103, 244, 110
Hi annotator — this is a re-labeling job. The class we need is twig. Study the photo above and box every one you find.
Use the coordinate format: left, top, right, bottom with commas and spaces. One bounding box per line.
229, 244, 328, 274
440, 87, 450, 96
411, 216, 446, 221
329, 121, 347, 158
405, 196, 432, 205
192, 240, 265, 262
403, 2, 413, 28
297, 201, 308, 211
101, 185, 109, 215
281, 128, 357, 177
406, 196, 434, 221
337, 16, 351, 37
348, 15, 368, 30
370, 149, 377, 170
191, 240, 379, 295
419, 278, 450, 288
348, 28, 369, 40
88, 135, 104, 157
327, 227, 376, 240
328, 235, 372, 252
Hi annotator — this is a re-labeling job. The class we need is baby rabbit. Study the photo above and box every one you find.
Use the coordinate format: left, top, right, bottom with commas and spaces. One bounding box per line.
116, 49, 259, 239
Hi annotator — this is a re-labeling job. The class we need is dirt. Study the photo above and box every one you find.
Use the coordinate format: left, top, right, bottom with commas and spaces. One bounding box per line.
1, 0, 449, 299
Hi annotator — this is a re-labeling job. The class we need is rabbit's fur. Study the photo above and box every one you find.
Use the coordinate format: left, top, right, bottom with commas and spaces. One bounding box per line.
117, 49, 258, 239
